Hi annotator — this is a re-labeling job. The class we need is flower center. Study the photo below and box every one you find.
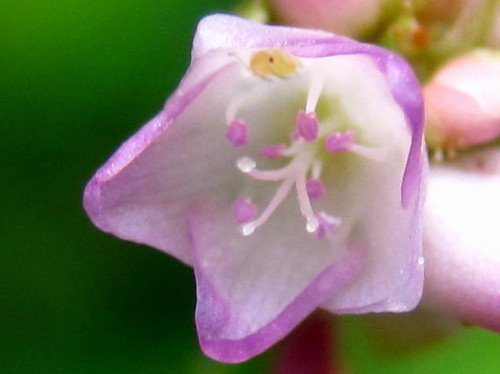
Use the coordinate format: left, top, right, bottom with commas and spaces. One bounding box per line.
226, 49, 384, 238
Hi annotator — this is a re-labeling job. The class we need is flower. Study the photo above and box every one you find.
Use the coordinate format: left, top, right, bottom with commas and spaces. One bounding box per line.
424, 50, 500, 152
423, 147, 500, 331
84, 14, 425, 362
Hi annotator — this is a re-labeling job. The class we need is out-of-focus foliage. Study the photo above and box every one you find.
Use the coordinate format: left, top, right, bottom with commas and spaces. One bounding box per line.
0, 0, 498, 373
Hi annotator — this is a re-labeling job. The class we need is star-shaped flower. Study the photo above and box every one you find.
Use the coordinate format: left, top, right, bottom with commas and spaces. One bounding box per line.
84, 14, 426, 362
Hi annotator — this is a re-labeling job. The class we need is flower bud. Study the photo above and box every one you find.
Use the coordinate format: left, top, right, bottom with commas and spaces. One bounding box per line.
424, 50, 500, 151
423, 147, 500, 332
268, 0, 384, 38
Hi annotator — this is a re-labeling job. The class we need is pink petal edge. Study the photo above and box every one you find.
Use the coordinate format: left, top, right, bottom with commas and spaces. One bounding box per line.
190, 205, 363, 362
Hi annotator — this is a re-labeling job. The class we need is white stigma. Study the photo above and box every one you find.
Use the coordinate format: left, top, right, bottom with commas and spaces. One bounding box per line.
240, 222, 257, 236
306, 217, 320, 233
237, 157, 256, 173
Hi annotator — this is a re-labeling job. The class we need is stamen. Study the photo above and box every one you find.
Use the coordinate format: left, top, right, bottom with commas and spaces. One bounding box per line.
295, 169, 319, 233
290, 74, 324, 142
241, 177, 295, 236
246, 162, 295, 181
295, 110, 318, 142
325, 131, 387, 161
226, 119, 248, 146
233, 197, 257, 223
281, 141, 303, 156
237, 157, 256, 173
225, 96, 244, 124
259, 143, 286, 158
347, 143, 387, 162
306, 178, 325, 199
311, 160, 322, 179
325, 131, 354, 152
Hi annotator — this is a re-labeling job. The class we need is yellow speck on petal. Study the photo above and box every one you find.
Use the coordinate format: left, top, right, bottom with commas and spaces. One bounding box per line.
249, 49, 300, 78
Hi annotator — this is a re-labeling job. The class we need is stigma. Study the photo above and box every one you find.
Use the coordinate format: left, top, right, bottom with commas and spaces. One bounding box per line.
248, 49, 300, 78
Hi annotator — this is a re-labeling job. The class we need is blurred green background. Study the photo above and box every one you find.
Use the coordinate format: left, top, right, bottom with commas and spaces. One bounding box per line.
1, 1, 499, 373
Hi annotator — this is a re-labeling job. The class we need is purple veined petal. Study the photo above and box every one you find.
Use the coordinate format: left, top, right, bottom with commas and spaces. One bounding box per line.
189, 202, 363, 363
84, 58, 242, 264
423, 148, 500, 331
